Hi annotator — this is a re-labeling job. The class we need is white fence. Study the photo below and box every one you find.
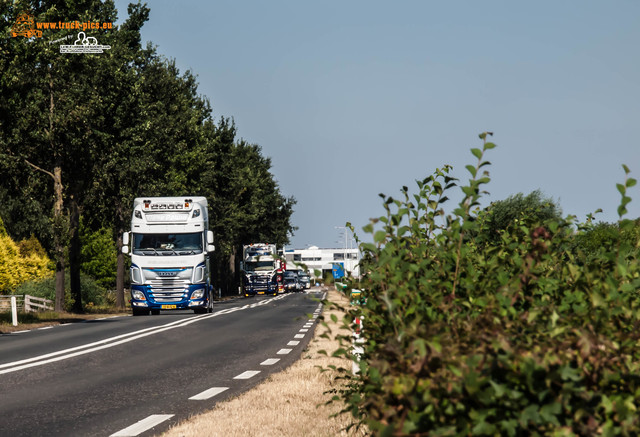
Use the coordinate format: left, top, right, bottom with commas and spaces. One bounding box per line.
0, 295, 54, 313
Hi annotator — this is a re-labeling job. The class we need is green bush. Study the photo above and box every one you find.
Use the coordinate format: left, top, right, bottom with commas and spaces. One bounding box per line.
80, 224, 117, 290
329, 133, 640, 435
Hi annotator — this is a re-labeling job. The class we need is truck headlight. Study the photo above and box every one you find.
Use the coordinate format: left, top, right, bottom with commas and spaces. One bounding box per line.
132, 290, 146, 300
191, 289, 204, 300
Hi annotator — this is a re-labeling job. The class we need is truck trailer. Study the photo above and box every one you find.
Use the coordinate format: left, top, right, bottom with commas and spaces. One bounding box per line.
122, 197, 215, 315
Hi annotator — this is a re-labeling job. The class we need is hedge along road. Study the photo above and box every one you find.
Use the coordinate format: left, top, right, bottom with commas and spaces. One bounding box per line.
0, 290, 326, 437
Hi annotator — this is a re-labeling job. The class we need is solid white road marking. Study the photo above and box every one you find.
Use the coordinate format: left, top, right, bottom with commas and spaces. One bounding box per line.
234, 370, 260, 379
277, 348, 292, 355
0, 294, 289, 375
189, 387, 229, 401
287, 341, 300, 346
110, 414, 174, 437
260, 358, 280, 365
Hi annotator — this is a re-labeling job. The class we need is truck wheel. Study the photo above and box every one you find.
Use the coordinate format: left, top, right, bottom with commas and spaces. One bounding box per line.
132, 308, 149, 316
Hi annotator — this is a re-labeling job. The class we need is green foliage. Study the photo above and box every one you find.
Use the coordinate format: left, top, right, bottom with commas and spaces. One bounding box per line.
80, 224, 117, 290
478, 190, 562, 244
0, 0, 297, 304
329, 133, 640, 435
15, 272, 109, 310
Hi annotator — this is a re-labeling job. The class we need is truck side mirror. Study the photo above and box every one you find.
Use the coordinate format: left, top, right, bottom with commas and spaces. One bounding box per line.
122, 232, 130, 255
207, 230, 214, 244
207, 244, 215, 253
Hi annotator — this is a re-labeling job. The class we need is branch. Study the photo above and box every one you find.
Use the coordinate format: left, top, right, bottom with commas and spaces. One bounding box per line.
24, 159, 55, 180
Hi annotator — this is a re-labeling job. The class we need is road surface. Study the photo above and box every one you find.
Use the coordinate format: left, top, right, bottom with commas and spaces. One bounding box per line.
0, 290, 325, 437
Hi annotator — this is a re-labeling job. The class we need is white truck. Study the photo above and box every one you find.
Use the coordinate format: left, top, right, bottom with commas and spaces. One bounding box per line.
121, 197, 215, 315
240, 243, 284, 296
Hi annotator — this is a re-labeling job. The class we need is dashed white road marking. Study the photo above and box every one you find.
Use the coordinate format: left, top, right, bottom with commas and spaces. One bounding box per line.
234, 370, 260, 379
277, 348, 292, 355
38, 326, 53, 330
260, 358, 280, 366
299, 329, 309, 333
110, 414, 174, 437
189, 387, 229, 401
287, 341, 300, 346
294, 334, 305, 339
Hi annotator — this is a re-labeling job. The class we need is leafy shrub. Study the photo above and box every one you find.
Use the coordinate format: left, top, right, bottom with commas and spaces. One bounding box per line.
14, 273, 109, 311
328, 133, 640, 435
0, 220, 52, 293
80, 224, 117, 290
478, 190, 562, 244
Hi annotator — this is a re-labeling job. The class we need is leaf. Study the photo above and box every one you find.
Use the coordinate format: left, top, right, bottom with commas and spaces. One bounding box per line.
466, 164, 477, 178
622, 164, 631, 174
471, 148, 483, 160
373, 230, 386, 243
484, 142, 497, 150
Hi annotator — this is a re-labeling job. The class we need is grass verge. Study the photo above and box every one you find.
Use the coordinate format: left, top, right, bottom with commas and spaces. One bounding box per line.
162, 287, 366, 437
0, 308, 130, 334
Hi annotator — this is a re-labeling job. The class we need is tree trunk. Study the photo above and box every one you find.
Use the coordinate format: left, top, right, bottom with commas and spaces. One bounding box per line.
116, 235, 125, 309
53, 166, 65, 312
115, 203, 126, 309
69, 195, 82, 313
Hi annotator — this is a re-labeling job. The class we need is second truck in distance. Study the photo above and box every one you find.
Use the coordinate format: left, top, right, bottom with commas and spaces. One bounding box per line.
240, 243, 284, 296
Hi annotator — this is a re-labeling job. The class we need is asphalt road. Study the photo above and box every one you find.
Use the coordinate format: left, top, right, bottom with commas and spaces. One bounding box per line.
0, 289, 325, 437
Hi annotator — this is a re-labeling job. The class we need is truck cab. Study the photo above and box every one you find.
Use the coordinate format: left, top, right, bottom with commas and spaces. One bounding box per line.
122, 197, 215, 315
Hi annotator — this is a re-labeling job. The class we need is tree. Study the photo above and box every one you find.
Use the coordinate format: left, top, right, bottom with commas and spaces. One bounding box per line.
1, 1, 297, 307
1, 0, 143, 311
477, 190, 562, 244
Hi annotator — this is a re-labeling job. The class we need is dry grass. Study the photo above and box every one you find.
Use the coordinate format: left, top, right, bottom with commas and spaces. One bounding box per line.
163, 288, 366, 437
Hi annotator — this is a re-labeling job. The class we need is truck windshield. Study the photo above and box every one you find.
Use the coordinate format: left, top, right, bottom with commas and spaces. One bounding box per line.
245, 261, 275, 272
133, 233, 203, 255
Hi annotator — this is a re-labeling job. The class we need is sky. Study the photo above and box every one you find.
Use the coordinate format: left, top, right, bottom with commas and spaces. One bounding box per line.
113, 0, 640, 249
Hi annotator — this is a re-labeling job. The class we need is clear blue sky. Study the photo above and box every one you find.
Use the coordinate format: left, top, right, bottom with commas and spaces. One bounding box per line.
114, 0, 640, 249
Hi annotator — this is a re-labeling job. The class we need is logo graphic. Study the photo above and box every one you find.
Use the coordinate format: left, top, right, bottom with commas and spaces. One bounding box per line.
60, 32, 111, 54
11, 12, 43, 38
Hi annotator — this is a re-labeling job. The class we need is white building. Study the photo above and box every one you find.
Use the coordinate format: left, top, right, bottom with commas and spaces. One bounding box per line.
284, 246, 360, 279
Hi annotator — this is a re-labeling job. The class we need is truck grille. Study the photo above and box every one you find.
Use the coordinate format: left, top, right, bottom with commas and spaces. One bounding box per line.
148, 278, 189, 302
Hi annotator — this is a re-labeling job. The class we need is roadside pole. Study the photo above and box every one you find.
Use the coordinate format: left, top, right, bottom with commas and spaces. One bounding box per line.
11, 296, 18, 326
350, 288, 365, 374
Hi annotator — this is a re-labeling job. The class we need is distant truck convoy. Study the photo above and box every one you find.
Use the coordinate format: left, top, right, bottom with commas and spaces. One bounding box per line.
121, 197, 215, 315
240, 243, 284, 296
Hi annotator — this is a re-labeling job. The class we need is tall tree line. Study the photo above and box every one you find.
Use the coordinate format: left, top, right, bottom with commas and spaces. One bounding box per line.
0, 0, 295, 310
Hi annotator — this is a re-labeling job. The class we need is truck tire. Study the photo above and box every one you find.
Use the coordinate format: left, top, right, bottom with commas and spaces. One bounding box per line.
151, 309, 160, 315
132, 308, 149, 316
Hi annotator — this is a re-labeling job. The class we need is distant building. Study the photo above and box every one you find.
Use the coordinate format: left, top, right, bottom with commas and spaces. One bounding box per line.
284, 246, 360, 279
